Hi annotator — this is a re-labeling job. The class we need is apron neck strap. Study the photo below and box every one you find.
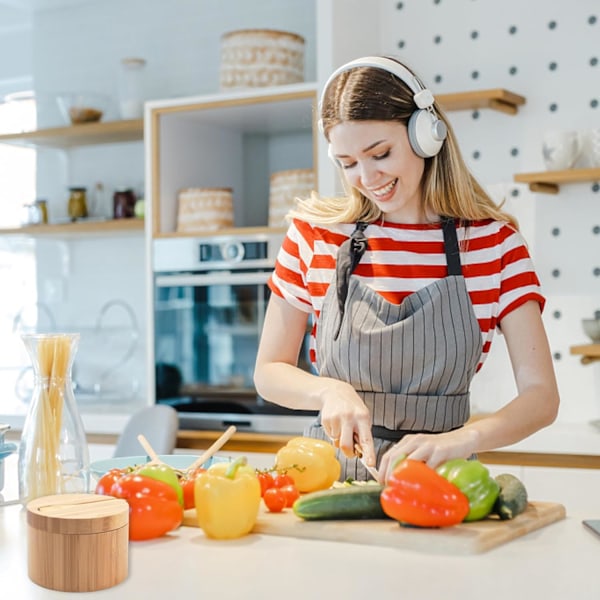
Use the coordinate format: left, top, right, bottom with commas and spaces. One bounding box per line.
441, 217, 462, 276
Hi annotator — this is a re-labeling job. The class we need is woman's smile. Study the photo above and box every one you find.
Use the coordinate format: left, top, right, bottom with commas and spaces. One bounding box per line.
369, 178, 398, 200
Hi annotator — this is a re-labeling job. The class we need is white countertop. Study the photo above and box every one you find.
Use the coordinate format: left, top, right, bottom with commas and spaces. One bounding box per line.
2, 410, 600, 456
1, 452, 600, 600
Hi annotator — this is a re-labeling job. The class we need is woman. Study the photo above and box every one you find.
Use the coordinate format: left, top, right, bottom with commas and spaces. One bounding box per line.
254, 56, 559, 483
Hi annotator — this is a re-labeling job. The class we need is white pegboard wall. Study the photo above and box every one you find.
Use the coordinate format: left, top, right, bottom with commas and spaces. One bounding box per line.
377, 0, 600, 422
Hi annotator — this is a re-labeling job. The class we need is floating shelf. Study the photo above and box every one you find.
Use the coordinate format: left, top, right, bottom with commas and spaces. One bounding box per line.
0, 119, 143, 149
570, 344, 600, 365
152, 225, 285, 240
0, 87, 525, 152
0, 218, 145, 237
514, 167, 600, 194
437, 88, 526, 115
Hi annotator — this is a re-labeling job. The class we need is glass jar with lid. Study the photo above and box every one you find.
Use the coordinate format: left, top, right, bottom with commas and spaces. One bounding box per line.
117, 57, 147, 120
68, 187, 88, 221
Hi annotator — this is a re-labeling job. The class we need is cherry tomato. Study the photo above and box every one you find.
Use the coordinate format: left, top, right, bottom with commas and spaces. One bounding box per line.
257, 472, 276, 497
263, 487, 286, 513
280, 484, 300, 508
95, 468, 125, 496
180, 468, 206, 510
273, 473, 295, 488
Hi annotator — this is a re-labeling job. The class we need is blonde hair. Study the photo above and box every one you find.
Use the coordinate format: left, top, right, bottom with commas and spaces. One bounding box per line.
290, 61, 518, 229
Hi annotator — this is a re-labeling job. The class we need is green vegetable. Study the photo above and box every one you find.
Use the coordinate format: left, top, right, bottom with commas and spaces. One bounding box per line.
293, 485, 389, 520
436, 458, 500, 522
136, 463, 184, 506
493, 473, 528, 520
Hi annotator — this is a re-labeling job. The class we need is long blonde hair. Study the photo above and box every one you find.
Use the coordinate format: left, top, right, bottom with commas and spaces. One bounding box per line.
290, 60, 518, 229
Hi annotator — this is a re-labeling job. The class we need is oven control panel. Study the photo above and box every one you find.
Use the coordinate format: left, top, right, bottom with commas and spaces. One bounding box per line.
153, 232, 285, 272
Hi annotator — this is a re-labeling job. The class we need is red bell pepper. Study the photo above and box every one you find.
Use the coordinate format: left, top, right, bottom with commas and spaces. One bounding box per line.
104, 473, 183, 541
380, 459, 470, 528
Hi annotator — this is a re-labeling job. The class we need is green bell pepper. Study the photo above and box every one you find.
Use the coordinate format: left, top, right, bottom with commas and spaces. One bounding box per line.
436, 458, 500, 522
136, 463, 184, 506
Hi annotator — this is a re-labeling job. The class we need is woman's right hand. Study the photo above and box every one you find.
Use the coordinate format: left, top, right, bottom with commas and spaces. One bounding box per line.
319, 380, 376, 467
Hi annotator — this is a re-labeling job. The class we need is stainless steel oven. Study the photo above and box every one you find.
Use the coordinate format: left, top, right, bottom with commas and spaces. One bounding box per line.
152, 232, 317, 433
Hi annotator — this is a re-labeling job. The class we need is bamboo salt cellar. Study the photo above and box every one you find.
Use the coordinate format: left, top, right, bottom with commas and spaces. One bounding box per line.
27, 494, 129, 592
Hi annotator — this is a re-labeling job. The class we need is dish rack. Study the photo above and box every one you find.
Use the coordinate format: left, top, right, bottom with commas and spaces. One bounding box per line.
12, 299, 140, 404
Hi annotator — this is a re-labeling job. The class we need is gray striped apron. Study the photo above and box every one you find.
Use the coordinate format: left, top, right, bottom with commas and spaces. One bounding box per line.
304, 218, 483, 481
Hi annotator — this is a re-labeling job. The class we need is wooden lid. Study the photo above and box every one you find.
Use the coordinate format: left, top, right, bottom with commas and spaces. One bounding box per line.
27, 494, 129, 535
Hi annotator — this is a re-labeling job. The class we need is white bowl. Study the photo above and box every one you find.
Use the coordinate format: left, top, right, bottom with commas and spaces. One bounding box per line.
56, 92, 110, 125
582, 319, 600, 343
89, 454, 229, 479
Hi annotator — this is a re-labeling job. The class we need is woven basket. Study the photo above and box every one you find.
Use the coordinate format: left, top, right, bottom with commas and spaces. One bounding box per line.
220, 29, 305, 90
268, 169, 314, 227
176, 187, 234, 233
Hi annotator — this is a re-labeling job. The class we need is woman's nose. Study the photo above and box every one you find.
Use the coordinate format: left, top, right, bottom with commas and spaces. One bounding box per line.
357, 162, 379, 187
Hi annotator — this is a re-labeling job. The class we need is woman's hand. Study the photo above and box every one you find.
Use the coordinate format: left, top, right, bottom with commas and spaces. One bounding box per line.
319, 380, 376, 467
378, 428, 480, 483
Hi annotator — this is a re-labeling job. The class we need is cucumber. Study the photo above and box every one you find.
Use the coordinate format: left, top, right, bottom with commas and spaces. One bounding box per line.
292, 485, 389, 520
493, 473, 528, 520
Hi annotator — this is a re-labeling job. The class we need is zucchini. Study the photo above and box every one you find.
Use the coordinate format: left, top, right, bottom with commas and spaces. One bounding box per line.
292, 485, 390, 520
493, 473, 528, 520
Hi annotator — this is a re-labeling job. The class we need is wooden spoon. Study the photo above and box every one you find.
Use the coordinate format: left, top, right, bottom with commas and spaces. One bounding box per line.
185, 425, 237, 472
137, 434, 164, 465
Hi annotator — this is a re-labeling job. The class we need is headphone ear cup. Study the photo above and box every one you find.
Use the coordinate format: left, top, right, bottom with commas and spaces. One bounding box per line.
407, 109, 446, 158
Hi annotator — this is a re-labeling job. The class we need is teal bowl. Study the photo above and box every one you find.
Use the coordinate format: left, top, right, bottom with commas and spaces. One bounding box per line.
89, 454, 230, 480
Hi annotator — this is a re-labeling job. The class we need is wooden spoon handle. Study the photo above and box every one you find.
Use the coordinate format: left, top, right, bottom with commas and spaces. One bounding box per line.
137, 434, 163, 464
185, 425, 237, 472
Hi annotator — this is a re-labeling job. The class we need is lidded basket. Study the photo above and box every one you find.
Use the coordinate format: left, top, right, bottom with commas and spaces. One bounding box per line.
220, 29, 305, 89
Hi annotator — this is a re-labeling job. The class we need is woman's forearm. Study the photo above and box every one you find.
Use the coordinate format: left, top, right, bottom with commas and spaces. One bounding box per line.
465, 382, 559, 453
254, 360, 352, 412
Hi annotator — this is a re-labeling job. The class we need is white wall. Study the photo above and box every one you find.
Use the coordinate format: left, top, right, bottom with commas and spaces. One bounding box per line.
1, 0, 598, 426
376, 0, 600, 423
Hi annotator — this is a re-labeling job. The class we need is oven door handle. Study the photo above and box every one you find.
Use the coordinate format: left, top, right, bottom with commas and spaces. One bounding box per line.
155, 271, 272, 287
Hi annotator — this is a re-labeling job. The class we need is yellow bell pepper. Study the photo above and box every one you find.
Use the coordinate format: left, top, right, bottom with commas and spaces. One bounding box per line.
194, 456, 261, 539
275, 437, 341, 493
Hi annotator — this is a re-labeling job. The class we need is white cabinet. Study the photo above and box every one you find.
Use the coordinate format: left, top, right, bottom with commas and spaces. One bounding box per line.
145, 84, 317, 237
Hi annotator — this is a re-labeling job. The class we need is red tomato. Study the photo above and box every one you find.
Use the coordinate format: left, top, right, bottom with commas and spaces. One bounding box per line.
257, 472, 276, 497
273, 473, 295, 488
263, 487, 286, 513
95, 468, 125, 496
180, 468, 206, 510
279, 484, 300, 508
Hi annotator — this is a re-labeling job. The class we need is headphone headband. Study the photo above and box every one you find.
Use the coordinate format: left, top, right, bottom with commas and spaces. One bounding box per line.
320, 55, 446, 159
319, 56, 435, 110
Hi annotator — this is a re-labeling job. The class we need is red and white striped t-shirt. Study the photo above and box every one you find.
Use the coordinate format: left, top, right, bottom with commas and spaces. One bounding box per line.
268, 217, 544, 371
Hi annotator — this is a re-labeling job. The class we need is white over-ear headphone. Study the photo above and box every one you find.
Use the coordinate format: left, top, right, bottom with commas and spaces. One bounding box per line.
320, 56, 447, 158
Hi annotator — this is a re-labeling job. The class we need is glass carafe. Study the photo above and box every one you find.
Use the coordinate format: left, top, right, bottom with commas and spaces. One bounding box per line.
18, 333, 90, 504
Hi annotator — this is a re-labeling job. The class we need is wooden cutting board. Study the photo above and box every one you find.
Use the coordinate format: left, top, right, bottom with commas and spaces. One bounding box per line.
183, 500, 565, 554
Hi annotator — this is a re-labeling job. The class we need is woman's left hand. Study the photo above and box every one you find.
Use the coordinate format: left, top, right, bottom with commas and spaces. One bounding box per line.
378, 428, 479, 483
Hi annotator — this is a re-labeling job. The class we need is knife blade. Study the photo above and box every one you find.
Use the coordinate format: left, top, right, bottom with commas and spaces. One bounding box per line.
353, 439, 380, 481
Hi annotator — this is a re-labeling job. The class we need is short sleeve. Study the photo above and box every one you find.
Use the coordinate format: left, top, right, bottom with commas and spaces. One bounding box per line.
496, 226, 545, 325
268, 219, 315, 314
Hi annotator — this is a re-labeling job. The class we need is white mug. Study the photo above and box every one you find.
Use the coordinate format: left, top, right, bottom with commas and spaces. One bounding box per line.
542, 130, 583, 170
580, 128, 600, 168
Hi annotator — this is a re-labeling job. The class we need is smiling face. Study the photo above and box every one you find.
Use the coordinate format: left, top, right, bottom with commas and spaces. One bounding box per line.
329, 120, 430, 224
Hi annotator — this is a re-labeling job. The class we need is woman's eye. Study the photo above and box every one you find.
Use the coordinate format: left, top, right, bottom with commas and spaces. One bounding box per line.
374, 150, 390, 161
340, 162, 356, 170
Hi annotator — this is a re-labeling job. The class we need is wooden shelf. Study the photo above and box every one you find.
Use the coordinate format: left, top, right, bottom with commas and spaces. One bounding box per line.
0, 88, 523, 152
152, 225, 286, 240
0, 218, 145, 237
0, 119, 143, 149
437, 88, 526, 115
570, 343, 600, 365
514, 167, 600, 194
